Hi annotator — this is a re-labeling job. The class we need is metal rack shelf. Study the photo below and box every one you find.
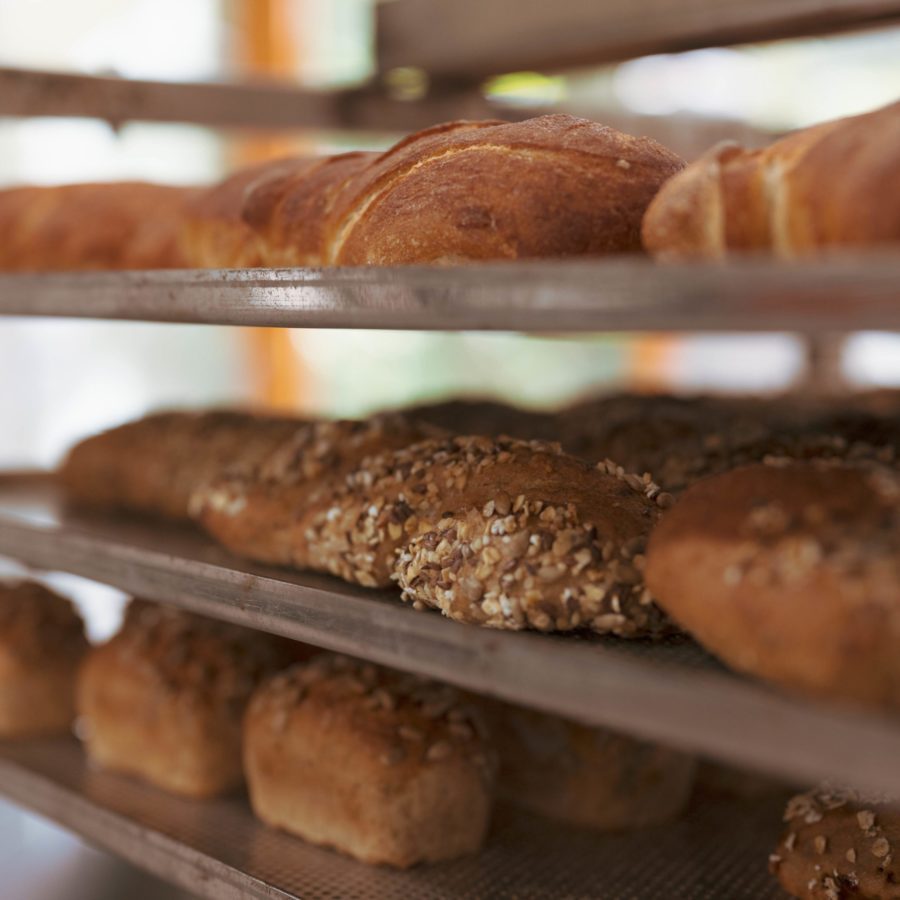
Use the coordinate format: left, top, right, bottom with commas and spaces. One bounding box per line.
0, 736, 787, 899
378, 0, 900, 78
1, 256, 900, 331
2, 473, 900, 797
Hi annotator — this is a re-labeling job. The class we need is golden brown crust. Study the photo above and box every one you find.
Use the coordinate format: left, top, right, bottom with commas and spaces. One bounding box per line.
476, 699, 695, 829
0, 182, 194, 271
194, 414, 442, 566
0, 580, 88, 738
643, 101, 900, 259
60, 410, 306, 520
645, 460, 900, 709
772, 785, 900, 899
180, 158, 302, 267
244, 654, 496, 867
77, 602, 302, 798
325, 114, 685, 264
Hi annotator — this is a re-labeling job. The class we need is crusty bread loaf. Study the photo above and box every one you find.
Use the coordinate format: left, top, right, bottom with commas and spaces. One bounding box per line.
243, 654, 496, 867
645, 460, 900, 709
0, 114, 683, 271
772, 785, 900, 899
0, 580, 88, 738
60, 410, 306, 520
77, 602, 302, 798
476, 699, 695, 830
0, 182, 194, 271
643, 100, 900, 260
197, 432, 674, 637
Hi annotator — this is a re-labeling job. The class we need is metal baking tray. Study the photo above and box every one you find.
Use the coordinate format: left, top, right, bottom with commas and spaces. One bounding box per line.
0, 257, 899, 331
0, 736, 787, 899
2, 473, 900, 797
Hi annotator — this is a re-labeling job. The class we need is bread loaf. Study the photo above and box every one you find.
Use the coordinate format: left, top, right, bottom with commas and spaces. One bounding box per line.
645, 459, 900, 709
77, 602, 302, 797
243, 654, 496, 867
0, 182, 193, 271
476, 699, 695, 830
643, 100, 900, 259
60, 410, 306, 520
772, 785, 900, 899
0, 580, 88, 738
196, 433, 674, 637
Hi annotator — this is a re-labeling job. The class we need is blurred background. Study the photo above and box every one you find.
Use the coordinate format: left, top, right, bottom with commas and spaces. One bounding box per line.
1, 0, 899, 473
1, 1, 899, 894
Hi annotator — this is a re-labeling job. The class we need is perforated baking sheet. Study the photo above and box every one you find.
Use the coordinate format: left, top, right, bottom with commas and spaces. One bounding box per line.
0, 737, 788, 900
1, 473, 900, 799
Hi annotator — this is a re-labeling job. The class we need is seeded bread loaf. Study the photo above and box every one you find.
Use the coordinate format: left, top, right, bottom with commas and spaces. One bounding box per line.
77, 602, 303, 798
645, 460, 900, 709
643, 99, 900, 260
60, 410, 306, 520
243, 654, 496, 867
0, 580, 88, 738
771, 785, 900, 899
196, 434, 674, 637
476, 700, 695, 830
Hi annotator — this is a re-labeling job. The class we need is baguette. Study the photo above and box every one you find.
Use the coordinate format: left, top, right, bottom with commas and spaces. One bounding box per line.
643, 100, 900, 259
243, 654, 496, 867
0, 182, 193, 270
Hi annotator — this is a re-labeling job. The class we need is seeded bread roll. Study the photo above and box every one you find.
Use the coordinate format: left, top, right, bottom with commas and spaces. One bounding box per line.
645, 460, 900, 709
194, 414, 443, 566
771, 785, 900, 899
0, 182, 193, 271
477, 700, 695, 830
77, 602, 302, 798
643, 100, 900, 260
60, 410, 306, 520
197, 434, 674, 637
0, 580, 88, 738
243, 654, 496, 868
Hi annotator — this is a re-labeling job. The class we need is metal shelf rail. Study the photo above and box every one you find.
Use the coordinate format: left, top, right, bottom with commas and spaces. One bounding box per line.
1, 256, 899, 331
2, 474, 900, 797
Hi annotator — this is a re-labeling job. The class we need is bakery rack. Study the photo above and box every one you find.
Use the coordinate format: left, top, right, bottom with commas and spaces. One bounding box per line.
2, 4, 900, 898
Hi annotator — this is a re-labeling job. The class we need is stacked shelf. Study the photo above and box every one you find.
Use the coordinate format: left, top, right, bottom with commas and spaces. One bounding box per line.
3, 4, 900, 897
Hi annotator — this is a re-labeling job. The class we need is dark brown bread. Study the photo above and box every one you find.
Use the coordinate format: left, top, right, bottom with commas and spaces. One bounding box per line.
772, 785, 900, 899
0, 580, 88, 737
476, 699, 695, 829
645, 460, 900, 709
60, 410, 306, 520
0, 182, 193, 270
244, 654, 496, 867
77, 602, 304, 798
643, 100, 900, 260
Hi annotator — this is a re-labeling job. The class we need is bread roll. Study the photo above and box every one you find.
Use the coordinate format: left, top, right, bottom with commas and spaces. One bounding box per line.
477, 700, 695, 830
772, 785, 900, 899
243, 654, 496, 868
60, 410, 306, 520
77, 602, 302, 798
645, 459, 900, 709
0, 580, 88, 738
0, 182, 193, 271
643, 100, 900, 260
